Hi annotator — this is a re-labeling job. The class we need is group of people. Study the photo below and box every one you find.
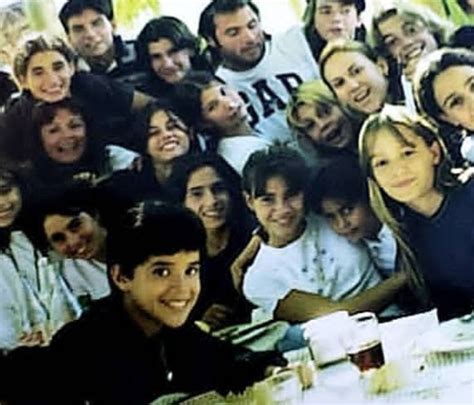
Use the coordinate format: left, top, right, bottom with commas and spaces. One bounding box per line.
0, 0, 472, 402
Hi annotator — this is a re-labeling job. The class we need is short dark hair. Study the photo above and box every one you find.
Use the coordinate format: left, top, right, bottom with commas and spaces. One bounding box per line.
242, 146, 308, 198
107, 201, 206, 278
59, 0, 114, 33
307, 157, 368, 214
136, 16, 199, 73
198, 0, 260, 43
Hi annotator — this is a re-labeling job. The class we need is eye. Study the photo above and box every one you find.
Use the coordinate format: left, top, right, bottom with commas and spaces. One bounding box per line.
403, 149, 416, 157
52, 61, 66, 72
372, 158, 388, 169
342, 6, 353, 14
152, 267, 170, 277
92, 18, 105, 29
248, 20, 257, 29
318, 7, 331, 15
351, 65, 363, 75
44, 124, 60, 135
212, 182, 227, 195
341, 205, 353, 216
316, 104, 332, 119
50, 232, 66, 244
331, 78, 344, 89
68, 216, 82, 232
186, 265, 200, 277
226, 28, 239, 37
258, 195, 274, 205
447, 96, 463, 110
384, 37, 398, 49
188, 189, 204, 199
404, 22, 420, 36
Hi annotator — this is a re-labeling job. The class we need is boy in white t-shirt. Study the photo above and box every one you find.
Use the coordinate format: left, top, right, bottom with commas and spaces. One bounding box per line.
241, 147, 405, 322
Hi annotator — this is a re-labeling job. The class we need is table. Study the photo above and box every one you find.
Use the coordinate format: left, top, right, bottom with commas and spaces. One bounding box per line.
301, 311, 474, 404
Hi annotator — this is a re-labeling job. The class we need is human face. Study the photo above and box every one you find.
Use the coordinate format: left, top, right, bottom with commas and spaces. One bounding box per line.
116, 251, 200, 335
19, 51, 74, 102
148, 39, 192, 84
433, 65, 474, 132
314, 0, 361, 41
246, 176, 305, 247
0, 182, 21, 228
369, 125, 441, 208
324, 51, 388, 115
377, 14, 438, 79
201, 82, 247, 135
320, 198, 380, 242
40, 108, 87, 164
184, 166, 231, 231
295, 101, 353, 149
66, 8, 114, 61
213, 5, 265, 71
43, 212, 105, 260
147, 110, 191, 164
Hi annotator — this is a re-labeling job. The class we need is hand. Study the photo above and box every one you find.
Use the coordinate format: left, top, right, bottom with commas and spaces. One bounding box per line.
230, 234, 262, 292
452, 166, 474, 184
201, 304, 235, 331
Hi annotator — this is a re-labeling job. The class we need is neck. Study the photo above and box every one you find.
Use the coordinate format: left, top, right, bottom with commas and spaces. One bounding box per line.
222, 120, 253, 138
406, 189, 445, 217
122, 295, 163, 337
269, 221, 306, 248
364, 217, 383, 241
153, 161, 172, 185
93, 228, 107, 262
206, 226, 230, 257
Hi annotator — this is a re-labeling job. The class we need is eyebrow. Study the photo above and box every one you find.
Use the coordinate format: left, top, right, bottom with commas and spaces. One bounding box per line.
149, 260, 200, 266
443, 75, 474, 107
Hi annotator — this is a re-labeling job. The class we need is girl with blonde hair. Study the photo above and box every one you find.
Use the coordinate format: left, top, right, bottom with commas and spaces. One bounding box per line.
359, 104, 473, 319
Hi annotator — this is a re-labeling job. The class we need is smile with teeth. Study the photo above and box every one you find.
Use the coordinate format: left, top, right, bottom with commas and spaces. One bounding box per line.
161, 299, 189, 309
161, 140, 180, 151
402, 43, 425, 65
353, 87, 370, 104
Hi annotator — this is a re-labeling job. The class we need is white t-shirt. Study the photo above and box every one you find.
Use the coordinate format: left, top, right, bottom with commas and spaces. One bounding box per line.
216, 25, 319, 144
364, 224, 397, 278
243, 216, 394, 317
461, 135, 474, 164
217, 135, 271, 175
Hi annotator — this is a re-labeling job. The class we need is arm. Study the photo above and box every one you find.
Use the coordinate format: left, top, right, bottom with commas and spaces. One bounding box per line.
131, 89, 153, 110
230, 234, 262, 292
275, 271, 407, 322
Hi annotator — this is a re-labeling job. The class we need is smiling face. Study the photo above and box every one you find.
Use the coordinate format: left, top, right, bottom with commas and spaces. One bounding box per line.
433, 65, 474, 132
19, 51, 74, 102
246, 176, 305, 247
43, 211, 105, 260
113, 251, 200, 335
147, 110, 191, 164
201, 82, 247, 135
40, 108, 87, 164
66, 8, 114, 62
0, 181, 22, 228
295, 101, 353, 149
324, 50, 389, 115
377, 14, 438, 80
320, 198, 380, 242
314, 0, 361, 41
184, 166, 231, 231
148, 38, 193, 84
212, 5, 265, 71
369, 124, 441, 207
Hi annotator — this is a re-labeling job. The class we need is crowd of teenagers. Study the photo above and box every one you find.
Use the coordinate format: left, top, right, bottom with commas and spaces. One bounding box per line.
0, 0, 472, 402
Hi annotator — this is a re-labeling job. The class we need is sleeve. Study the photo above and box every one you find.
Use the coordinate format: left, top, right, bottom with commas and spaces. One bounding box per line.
242, 254, 296, 315
72, 72, 134, 115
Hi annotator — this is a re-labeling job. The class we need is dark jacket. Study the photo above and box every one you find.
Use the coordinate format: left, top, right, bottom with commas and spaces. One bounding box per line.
0, 296, 285, 404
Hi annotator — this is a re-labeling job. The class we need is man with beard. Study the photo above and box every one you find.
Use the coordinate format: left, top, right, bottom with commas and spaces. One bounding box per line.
199, 0, 319, 145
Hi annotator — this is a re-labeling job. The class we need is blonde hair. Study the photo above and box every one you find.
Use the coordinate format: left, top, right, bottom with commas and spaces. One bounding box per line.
370, 1, 454, 58
286, 79, 340, 134
359, 105, 458, 306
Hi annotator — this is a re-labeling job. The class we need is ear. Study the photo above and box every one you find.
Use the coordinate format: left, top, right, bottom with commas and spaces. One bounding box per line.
110, 264, 132, 293
17, 75, 28, 90
244, 191, 255, 212
429, 140, 442, 165
110, 19, 117, 33
376, 57, 389, 77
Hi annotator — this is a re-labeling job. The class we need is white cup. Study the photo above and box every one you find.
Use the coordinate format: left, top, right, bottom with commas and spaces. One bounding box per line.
302, 311, 350, 366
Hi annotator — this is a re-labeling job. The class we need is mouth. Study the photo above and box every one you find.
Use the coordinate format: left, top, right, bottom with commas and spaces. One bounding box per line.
391, 178, 416, 188
353, 87, 371, 105
328, 27, 345, 38
401, 42, 425, 66
161, 140, 180, 151
202, 208, 226, 220
160, 299, 192, 310
0, 207, 14, 220
242, 43, 262, 57
322, 123, 345, 147
56, 140, 83, 154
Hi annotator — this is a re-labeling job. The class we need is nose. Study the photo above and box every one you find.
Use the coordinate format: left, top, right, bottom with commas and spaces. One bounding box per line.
347, 77, 360, 93
203, 189, 218, 207
241, 27, 258, 44
161, 55, 175, 69
44, 70, 62, 87
83, 24, 99, 40
65, 233, 81, 255
334, 215, 349, 233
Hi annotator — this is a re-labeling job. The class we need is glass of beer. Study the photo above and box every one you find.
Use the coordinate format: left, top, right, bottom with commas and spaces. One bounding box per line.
344, 312, 385, 373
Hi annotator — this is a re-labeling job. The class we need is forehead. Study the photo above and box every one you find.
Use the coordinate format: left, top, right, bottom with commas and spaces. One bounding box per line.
67, 8, 105, 25
370, 124, 421, 154
187, 165, 222, 187
27, 51, 69, 70
378, 13, 420, 33
43, 213, 75, 233
321, 197, 350, 212
434, 65, 474, 94
214, 5, 258, 31
317, 0, 355, 8
325, 50, 371, 73
150, 109, 172, 125
140, 250, 200, 268
148, 38, 175, 55
201, 82, 226, 102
